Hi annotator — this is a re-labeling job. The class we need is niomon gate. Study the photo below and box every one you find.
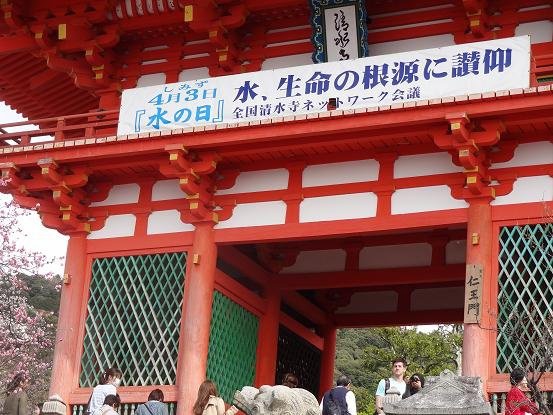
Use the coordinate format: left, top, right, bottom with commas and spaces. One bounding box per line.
0, 1, 552, 415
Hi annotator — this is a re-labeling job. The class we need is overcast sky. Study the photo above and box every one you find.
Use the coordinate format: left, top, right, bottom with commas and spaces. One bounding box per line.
1, 102, 68, 275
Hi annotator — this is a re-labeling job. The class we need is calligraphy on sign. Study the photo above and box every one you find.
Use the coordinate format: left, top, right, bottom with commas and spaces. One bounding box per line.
117, 36, 530, 136
464, 264, 484, 324
309, 0, 369, 63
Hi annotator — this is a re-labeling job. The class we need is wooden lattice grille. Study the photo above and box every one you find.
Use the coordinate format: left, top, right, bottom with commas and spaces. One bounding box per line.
496, 223, 553, 373
79, 252, 186, 386
206, 291, 259, 403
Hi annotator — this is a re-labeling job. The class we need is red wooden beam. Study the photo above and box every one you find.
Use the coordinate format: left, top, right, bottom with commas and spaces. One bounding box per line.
279, 312, 324, 350
217, 245, 271, 287
281, 291, 329, 326
333, 309, 463, 328
275, 264, 465, 291
0, 34, 38, 56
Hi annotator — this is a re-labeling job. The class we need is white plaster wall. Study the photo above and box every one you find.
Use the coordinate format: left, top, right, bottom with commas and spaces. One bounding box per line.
281, 249, 346, 273
215, 201, 287, 228
261, 53, 313, 70
303, 159, 379, 187
369, 34, 455, 56
335, 291, 398, 314
152, 179, 186, 201
515, 21, 553, 43
136, 73, 166, 87
300, 192, 377, 222
179, 67, 210, 82
394, 152, 462, 178
446, 240, 466, 264
411, 286, 464, 311
147, 210, 194, 234
215, 169, 289, 195
492, 141, 553, 169
492, 176, 553, 205
90, 183, 140, 206
359, 243, 432, 269
392, 185, 468, 214
88, 214, 136, 239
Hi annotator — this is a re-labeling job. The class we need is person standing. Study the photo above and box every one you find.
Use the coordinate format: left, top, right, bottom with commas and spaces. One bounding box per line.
374, 358, 408, 414
192, 380, 238, 415
505, 368, 542, 415
3, 373, 29, 415
321, 375, 357, 415
87, 367, 123, 415
135, 389, 168, 415
95, 395, 121, 415
402, 373, 425, 398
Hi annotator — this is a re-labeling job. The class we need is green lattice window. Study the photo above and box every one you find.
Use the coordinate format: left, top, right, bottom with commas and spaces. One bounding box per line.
497, 223, 553, 373
207, 291, 259, 402
80, 252, 186, 386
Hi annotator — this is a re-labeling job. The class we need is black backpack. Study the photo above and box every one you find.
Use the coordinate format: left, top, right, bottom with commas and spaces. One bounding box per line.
324, 388, 347, 415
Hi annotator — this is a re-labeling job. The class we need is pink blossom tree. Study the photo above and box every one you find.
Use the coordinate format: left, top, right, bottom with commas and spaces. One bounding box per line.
0, 197, 60, 405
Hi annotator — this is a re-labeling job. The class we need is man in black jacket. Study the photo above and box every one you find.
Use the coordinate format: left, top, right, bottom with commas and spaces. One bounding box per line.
321, 375, 357, 415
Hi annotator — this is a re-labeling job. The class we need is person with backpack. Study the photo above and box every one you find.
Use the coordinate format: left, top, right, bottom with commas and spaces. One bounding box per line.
134, 389, 168, 415
321, 375, 357, 415
374, 358, 408, 415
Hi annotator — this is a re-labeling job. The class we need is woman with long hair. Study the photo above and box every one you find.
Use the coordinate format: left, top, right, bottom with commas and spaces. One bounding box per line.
86, 367, 123, 415
505, 368, 542, 415
192, 380, 238, 415
3, 373, 29, 415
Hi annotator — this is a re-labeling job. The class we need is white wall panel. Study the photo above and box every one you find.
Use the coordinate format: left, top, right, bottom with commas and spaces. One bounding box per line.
300, 193, 377, 222
179, 67, 210, 82
515, 21, 553, 43
216, 169, 289, 195
281, 249, 346, 273
147, 210, 194, 234
369, 34, 454, 56
215, 201, 286, 228
303, 159, 379, 187
90, 183, 140, 206
88, 214, 136, 239
394, 152, 462, 178
446, 240, 466, 264
492, 142, 553, 169
392, 185, 468, 214
411, 286, 464, 311
359, 243, 432, 269
492, 176, 553, 205
152, 179, 186, 201
136, 73, 166, 87
335, 291, 398, 313
261, 53, 313, 70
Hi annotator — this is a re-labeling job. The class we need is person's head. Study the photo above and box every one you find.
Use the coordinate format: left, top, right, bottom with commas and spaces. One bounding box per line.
103, 394, 121, 409
282, 373, 299, 388
409, 373, 425, 391
148, 389, 164, 402
336, 375, 351, 388
193, 380, 218, 415
6, 373, 29, 394
391, 358, 408, 379
100, 368, 123, 387
510, 368, 527, 387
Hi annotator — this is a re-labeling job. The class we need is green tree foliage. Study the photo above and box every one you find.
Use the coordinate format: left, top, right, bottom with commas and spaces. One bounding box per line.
335, 326, 463, 415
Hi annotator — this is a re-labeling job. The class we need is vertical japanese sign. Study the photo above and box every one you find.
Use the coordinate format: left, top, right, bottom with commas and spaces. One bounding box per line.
464, 264, 484, 324
117, 36, 531, 136
309, 0, 369, 63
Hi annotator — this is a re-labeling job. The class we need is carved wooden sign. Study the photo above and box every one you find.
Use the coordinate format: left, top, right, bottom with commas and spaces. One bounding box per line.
464, 264, 483, 324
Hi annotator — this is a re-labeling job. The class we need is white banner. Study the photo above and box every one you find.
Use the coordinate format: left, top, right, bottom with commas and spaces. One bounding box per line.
117, 36, 530, 136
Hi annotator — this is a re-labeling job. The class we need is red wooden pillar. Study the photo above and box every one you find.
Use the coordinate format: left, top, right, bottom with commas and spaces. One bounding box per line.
176, 221, 217, 415
254, 285, 281, 386
49, 233, 87, 401
319, 325, 337, 397
462, 199, 494, 382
